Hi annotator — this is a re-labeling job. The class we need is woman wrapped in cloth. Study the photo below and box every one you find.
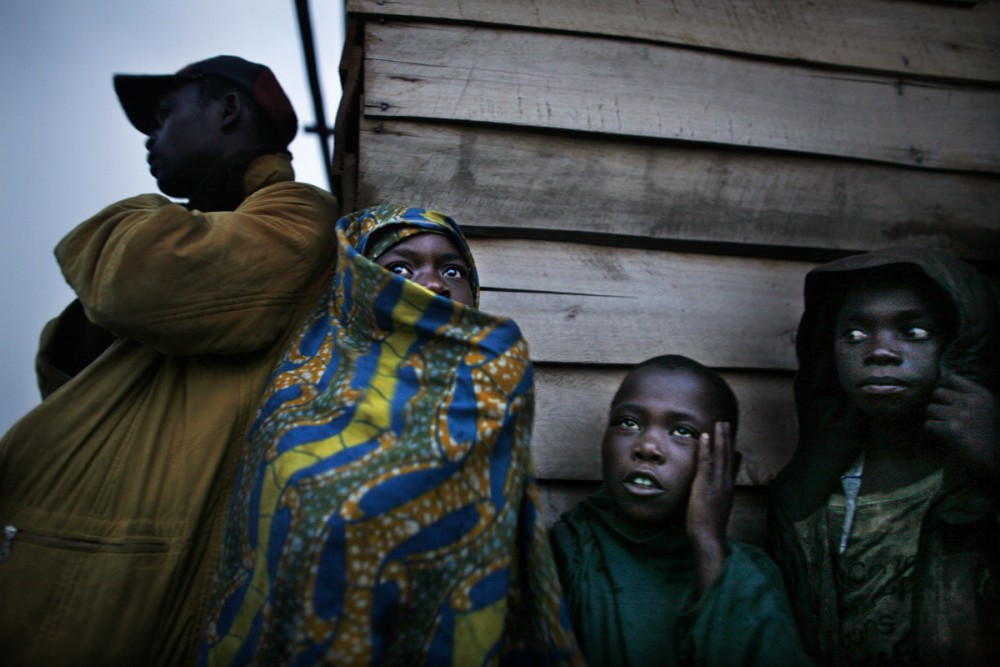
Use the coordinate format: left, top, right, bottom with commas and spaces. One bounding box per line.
201, 205, 580, 666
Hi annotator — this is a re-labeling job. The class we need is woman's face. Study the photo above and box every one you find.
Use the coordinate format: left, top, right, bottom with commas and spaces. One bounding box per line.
375, 232, 475, 307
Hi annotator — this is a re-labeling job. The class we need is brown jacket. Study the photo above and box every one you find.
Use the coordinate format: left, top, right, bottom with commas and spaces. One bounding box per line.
0, 154, 339, 666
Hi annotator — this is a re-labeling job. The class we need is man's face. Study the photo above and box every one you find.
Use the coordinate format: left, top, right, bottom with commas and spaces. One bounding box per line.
834, 282, 946, 421
145, 82, 222, 199
374, 232, 475, 307
601, 366, 724, 526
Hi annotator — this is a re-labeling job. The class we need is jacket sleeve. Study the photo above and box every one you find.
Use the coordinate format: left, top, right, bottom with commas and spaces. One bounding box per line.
54, 182, 339, 356
35, 300, 118, 398
549, 518, 625, 667
677, 542, 815, 667
36, 313, 73, 399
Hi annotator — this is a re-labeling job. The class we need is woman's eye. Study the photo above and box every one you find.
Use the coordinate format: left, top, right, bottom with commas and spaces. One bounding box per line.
386, 263, 411, 276
670, 425, 699, 439
906, 326, 931, 340
443, 265, 466, 279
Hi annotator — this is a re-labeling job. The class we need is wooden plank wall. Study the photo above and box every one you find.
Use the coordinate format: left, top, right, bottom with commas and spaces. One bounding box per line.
333, 0, 1000, 544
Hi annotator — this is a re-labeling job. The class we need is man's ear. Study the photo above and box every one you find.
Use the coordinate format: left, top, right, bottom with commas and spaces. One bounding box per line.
218, 91, 242, 130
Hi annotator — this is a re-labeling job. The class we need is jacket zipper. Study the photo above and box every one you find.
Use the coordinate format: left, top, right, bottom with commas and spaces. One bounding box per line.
1, 523, 167, 561
0, 525, 16, 561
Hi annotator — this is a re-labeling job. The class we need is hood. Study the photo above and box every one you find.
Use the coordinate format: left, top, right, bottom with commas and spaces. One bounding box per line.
773, 247, 1000, 520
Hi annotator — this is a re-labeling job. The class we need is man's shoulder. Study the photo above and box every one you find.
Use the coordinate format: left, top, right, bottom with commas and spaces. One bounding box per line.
252, 178, 338, 199
242, 153, 339, 210
241, 179, 341, 222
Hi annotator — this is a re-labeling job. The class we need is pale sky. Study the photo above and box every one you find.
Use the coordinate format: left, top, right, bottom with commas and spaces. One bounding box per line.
0, 0, 345, 433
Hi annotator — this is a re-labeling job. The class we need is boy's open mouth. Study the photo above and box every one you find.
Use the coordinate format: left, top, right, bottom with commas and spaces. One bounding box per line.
622, 470, 663, 495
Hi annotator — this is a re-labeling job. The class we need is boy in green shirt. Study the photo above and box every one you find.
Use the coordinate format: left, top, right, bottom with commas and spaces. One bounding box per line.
550, 354, 812, 666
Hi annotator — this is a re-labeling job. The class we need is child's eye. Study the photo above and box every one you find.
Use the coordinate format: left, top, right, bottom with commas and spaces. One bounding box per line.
443, 265, 466, 279
385, 262, 411, 277
842, 328, 867, 343
613, 417, 641, 432
905, 326, 931, 340
670, 425, 700, 439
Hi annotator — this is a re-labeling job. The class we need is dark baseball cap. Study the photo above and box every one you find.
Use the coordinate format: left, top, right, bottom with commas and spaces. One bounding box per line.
113, 55, 297, 146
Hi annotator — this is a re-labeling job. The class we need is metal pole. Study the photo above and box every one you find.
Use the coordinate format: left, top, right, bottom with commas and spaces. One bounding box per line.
294, 0, 335, 192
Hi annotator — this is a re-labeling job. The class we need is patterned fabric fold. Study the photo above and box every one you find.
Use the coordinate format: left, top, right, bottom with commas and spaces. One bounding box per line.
202, 205, 578, 666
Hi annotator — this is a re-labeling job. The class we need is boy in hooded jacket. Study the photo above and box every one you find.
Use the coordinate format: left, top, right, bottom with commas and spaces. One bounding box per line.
768, 247, 1000, 666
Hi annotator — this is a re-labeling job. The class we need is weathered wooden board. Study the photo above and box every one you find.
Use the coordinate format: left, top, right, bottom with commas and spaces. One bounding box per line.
531, 366, 796, 487
347, 0, 1000, 83
363, 21, 1000, 173
358, 120, 1000, 260
469, 239, 810, 369
536, 480, 770, 545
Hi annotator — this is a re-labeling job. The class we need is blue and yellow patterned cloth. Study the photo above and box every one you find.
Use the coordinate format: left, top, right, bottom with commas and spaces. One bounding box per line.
202, 206, 579, 665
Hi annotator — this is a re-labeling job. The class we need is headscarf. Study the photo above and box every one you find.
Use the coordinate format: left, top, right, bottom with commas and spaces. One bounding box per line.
201, 205, 579, 665
357, 207, 480, 305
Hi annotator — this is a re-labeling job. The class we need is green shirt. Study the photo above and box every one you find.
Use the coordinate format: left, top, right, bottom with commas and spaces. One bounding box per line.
550, 489, 814, 667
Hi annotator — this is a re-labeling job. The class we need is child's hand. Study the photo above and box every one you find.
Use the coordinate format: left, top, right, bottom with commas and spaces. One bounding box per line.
925, 371, 1000, 482
686, 421, 735, 594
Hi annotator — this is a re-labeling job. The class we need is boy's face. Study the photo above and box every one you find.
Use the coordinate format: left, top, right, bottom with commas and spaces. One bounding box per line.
601, 366, 726, 526
834, 282, 946, 421
145, 82, 222, 198
375, 232, 475, 307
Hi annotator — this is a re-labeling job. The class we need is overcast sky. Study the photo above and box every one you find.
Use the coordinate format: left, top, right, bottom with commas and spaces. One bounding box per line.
0, 0, 345, 433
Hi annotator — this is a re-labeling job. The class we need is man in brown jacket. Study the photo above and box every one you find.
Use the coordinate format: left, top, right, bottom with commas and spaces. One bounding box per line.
0, 55, 339, 665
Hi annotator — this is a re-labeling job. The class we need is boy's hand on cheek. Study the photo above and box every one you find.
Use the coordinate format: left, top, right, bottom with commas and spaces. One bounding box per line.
925, 371, 1000, 481
686, 422, 734, 594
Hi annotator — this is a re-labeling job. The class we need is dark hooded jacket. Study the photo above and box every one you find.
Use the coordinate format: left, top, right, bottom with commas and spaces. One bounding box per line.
767, 247, 1000, 666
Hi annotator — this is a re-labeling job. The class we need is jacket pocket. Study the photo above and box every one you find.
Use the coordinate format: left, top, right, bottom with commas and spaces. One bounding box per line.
1, 522, 168, 561
0, 521, 176, 666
